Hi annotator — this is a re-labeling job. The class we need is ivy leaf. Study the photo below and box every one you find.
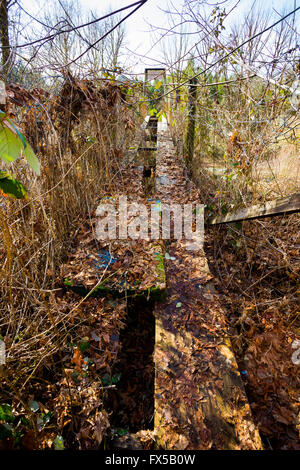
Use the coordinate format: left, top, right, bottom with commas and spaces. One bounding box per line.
0, 171, 27, 199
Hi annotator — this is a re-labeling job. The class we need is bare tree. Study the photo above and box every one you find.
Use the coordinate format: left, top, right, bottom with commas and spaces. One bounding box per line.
26, 0, 127, 77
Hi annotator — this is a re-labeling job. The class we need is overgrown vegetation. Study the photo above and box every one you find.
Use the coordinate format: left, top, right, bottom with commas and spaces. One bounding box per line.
165, 1, 299, 450
0, 73, 139, 448
0, 0, 299, 450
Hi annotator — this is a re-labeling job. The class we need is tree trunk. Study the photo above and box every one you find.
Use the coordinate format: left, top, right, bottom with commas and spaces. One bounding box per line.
0, 0, 10, 77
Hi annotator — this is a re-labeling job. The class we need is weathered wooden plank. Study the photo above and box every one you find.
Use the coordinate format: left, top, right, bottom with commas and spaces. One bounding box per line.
62, 161, 166, 301
209, 192, 300, 225
153, 128, 263, 450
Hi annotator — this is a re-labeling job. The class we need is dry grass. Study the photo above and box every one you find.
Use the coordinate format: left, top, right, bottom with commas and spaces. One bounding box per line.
0, 77, 138, 447
253, 142, 300, 199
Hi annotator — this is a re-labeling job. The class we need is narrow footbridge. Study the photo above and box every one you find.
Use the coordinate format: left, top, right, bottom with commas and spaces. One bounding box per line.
62, 117, 263, 450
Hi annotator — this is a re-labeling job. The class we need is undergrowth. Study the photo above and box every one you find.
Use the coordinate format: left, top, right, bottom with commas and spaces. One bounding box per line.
0, 75, 138, 449
169, 75, 300, 449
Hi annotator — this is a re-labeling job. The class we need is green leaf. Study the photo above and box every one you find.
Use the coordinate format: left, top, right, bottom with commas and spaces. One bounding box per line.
78, 339, 90, 353
234, 221, 242, 230
0, 404, 14, 423
53, 435, 64, 450
4, 117, 27, 149
0, 112, 40, 175
101, 373, 111, 386
111, 373, 121, 384
0, 172, 27, 199
0, 121, 24, 164
64, 277, 74, 286
0, 423, 12, 440
23, 142, 40, 175
37, 416, 43, 430
114, 427, 129, 437
0, 112, 25, 144
29, 400, 40, 413
42, 411, 53, 424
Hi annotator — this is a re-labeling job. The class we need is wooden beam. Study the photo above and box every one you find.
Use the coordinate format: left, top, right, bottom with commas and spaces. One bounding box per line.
208, 192, 300, 225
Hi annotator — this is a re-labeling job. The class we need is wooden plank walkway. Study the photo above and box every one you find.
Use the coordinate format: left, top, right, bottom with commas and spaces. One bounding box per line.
61, 160, 166, 300
153, 128, 263, 450
60, 117, 263, 449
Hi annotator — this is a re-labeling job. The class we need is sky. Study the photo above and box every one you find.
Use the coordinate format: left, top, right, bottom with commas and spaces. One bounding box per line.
20, 0, 300, 74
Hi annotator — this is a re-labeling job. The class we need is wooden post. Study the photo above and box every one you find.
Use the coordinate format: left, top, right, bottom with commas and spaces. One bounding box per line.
184, 77, 197, 171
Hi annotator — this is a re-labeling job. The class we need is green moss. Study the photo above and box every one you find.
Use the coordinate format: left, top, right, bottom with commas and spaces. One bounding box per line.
155, 252, 166, 285
65, 281, 166, 301
64, 277, 74, 287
